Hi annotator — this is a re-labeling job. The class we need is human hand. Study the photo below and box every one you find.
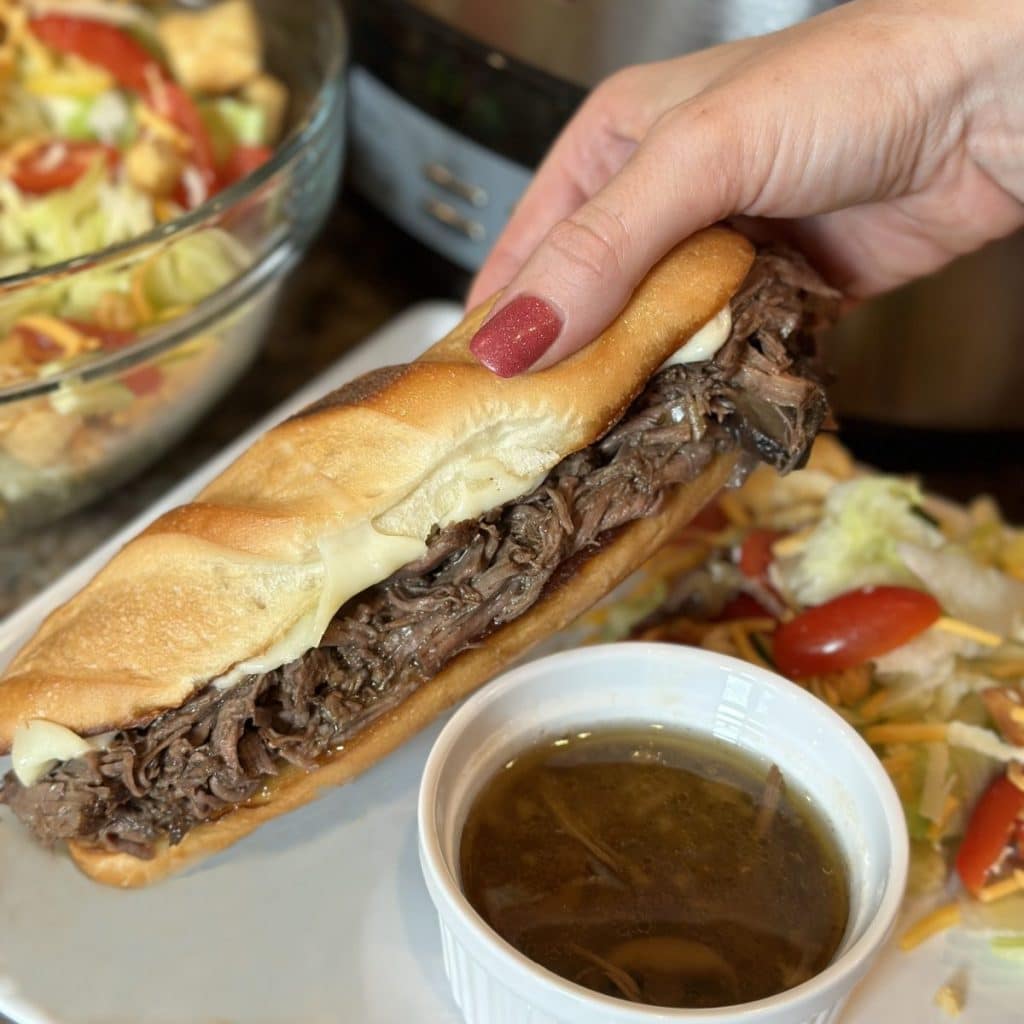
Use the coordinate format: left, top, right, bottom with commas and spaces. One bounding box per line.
466, 0, 1024, 376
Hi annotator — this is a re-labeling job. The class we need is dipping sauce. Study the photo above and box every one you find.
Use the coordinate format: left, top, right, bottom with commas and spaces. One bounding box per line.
459, 727, 849, 1008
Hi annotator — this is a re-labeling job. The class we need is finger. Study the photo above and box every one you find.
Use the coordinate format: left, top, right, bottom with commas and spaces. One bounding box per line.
468, 100, 749, 376
466, 162, 588, 309
466, 80, 651, 309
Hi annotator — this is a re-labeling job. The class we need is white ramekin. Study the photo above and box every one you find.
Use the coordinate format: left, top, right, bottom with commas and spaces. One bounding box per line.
418, 642, 908, 1024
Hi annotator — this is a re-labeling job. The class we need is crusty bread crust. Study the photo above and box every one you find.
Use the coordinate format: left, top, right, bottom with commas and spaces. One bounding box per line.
68, 453, 735, 887
0, 227, 754, 748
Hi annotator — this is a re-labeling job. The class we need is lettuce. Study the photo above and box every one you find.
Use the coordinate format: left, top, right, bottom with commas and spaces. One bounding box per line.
140, 229, 249, 311
773, 477, 943, 605
960, 891, 1024, 936
200, 98, 268, 158
899, 542, 1024, 639
1, 160, 156, 269
50, 377, 134, 416
948, 722, 1024, 763
41, 92, 135, 145
991, 937, 1024, 962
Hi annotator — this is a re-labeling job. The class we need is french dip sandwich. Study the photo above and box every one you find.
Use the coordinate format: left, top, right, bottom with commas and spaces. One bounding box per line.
0, 227, 837, 886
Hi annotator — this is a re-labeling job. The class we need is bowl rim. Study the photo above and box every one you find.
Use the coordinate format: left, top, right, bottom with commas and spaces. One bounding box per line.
0, 0, 347, 403
418, 642, 910, 1022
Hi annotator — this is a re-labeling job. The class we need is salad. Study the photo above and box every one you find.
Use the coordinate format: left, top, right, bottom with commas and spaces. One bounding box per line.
0, 0, 288, 525
585, 436, 1024, 967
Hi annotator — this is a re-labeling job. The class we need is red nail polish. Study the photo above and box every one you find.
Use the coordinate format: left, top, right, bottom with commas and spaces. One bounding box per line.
469, 295, 563, 377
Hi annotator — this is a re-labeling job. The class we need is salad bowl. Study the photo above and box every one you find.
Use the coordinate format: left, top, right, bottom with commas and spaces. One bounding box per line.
0, 0, 347, 537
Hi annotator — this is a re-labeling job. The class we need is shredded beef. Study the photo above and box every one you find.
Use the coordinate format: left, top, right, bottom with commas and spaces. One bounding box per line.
0, 246, 838, 857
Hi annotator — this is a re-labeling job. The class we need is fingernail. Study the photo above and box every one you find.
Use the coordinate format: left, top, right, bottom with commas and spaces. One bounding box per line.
469, 295, 563, 377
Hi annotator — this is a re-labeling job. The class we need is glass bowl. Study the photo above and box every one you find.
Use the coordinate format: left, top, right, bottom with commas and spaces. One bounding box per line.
0, 0, 347, 539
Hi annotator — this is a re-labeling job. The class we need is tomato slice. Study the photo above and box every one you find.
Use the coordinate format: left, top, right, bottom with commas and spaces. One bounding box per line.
773, 585, 941, 679
121, 364, 163, 397
956, 774, 1024, 897
29, 15, 218, 202
63, 319, 136, 350
219, 144, 273, 188
11, 141, 118, 194
152, 81, 218, 198
29, 14, 160, 93
738, 529, 783, 583
13, 323, 65, 363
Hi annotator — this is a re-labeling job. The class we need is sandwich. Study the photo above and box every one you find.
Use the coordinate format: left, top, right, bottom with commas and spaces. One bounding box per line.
0, 226, 837, 886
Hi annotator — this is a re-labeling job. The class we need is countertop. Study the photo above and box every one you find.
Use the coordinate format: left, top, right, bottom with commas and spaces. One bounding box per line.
2, 193, 1022, 619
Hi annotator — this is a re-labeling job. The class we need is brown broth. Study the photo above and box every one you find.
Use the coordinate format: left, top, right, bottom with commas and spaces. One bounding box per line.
459, 726, 849, 1009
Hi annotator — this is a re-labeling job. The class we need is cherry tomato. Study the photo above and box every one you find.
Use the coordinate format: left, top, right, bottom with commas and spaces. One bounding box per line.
956, 774, 1024, 897
738, 529, 783, 583
773, 586, 941, 679
11, 141, 118, 194
219, 144, 273, 188
718, 593, 775, 622
121, 365, 163, 397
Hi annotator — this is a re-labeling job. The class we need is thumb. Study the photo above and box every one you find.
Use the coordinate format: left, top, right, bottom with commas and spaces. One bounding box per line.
467, 103, 744, 377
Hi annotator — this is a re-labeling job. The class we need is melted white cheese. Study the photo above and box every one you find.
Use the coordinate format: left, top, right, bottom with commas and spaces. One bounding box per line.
12, 720, 95, 786
661, 305, 732, 367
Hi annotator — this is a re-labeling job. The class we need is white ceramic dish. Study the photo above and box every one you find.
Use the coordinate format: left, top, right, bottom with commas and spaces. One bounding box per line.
418, 643, 908, 1024
0, 302, 1019, 1024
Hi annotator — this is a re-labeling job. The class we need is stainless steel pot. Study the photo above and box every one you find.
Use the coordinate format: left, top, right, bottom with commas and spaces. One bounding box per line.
401, 0, 840, 87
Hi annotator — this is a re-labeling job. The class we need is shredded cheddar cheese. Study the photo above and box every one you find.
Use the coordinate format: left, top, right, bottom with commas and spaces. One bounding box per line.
135, 101, 193, 153
977, 870, 1024, 904
728, 620, 774, 668
926, 794, 960, 843
864, 723, 949, 745
770, 527, 814, 558
859, 689, 890, 721
899, 902, 961, 951
933, 617, 1003, 647
17, 315, 93, 357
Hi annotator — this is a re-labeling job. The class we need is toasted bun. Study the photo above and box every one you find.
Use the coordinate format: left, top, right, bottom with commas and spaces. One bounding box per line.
0, 227, 754, 749
68, 453, 736, 887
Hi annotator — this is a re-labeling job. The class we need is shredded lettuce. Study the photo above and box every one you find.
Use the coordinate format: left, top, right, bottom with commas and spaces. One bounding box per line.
60, 265, 134, 321
899, 542, 1024, 639
201, 97, 268, 158
49, 377, 134, 416
920, 742, 952, 825
907, 840, 950, 897
772, 477, 943, 605
948, 721, 1024, 763
960, 891, 1024, 936
872, 628, 990, 721
0, 159, 156, 270
140, 229, 250, 311
947, 744, 999, 838
991, 936, 1024, 961
41, 92, 135, 145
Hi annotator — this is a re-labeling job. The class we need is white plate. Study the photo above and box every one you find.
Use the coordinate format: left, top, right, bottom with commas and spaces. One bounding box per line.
0, 302, 1018, 1024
